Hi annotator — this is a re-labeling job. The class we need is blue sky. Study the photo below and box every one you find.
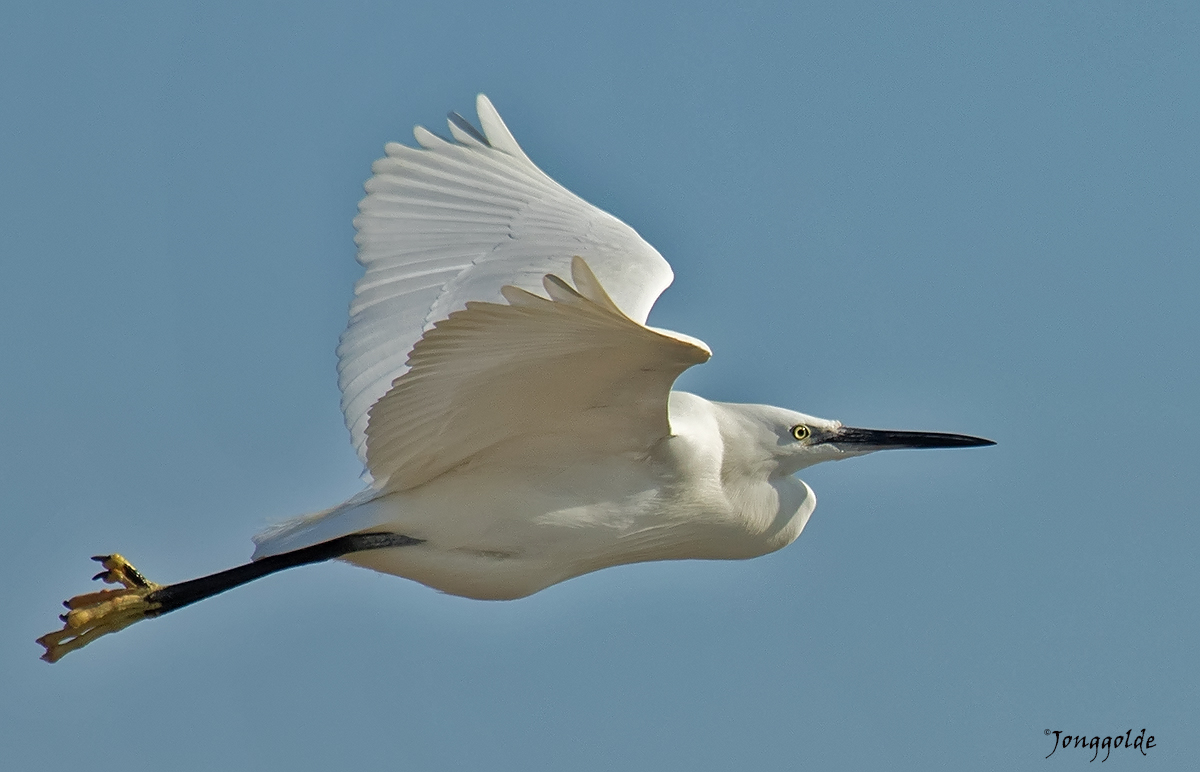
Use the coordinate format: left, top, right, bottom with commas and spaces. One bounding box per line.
2, 2, 1196, 769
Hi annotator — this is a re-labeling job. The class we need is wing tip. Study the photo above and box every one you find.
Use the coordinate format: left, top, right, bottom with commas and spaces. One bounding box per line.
474, 94, 529, 161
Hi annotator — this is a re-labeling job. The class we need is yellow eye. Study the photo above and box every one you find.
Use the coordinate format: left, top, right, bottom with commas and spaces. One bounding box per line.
790, 424, 811, 441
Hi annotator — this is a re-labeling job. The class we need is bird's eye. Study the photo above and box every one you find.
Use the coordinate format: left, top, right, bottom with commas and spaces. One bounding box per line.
790, 424, 811, 441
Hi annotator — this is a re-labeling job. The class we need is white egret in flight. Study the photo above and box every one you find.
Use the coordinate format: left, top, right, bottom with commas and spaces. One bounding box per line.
39, 95, 993, 662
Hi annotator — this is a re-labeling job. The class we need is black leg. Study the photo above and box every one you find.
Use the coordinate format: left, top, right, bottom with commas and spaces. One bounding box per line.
147, 532, 425, 615
38, 531, 423, 662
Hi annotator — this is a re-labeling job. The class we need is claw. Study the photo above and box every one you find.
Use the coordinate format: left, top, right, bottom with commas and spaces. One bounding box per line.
80, 554, 156, 589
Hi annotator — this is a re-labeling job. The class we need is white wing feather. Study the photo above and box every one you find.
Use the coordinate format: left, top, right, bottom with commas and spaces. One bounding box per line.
365, 258, 710, 491
341, 95, 676, 477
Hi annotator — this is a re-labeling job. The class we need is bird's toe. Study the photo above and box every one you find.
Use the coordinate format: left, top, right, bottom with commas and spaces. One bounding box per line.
38, 556, 163, 663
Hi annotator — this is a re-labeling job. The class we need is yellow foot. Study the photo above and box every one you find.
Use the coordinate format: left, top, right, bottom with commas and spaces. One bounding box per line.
37, 555, 163, 663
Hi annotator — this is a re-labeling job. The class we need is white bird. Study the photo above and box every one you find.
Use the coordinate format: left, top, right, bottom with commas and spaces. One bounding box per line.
39, 95, 993, 662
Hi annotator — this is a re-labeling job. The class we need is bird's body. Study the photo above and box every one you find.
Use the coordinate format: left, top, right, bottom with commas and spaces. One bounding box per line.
257, 393, 823, 600
38, 94, 992, 662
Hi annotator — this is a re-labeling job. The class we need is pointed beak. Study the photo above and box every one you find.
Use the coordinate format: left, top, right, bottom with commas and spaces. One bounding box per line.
820, 426, 996, 452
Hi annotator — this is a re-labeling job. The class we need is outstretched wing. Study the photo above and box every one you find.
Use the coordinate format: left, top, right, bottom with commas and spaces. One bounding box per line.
340, 95, 676, 476
364, 258, 710, 492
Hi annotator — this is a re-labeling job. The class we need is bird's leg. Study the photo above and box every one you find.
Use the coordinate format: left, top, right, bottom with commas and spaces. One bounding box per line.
37, 532, 423, 663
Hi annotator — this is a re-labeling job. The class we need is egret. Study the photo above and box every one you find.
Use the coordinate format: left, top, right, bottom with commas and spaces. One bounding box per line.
38, 95, 993, 663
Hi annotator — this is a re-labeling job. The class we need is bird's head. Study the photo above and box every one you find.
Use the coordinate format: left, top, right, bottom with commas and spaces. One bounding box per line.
715, 403, 995, 478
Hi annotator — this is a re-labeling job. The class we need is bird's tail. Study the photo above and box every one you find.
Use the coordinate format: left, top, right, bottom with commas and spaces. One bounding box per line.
251, 487, 391, 560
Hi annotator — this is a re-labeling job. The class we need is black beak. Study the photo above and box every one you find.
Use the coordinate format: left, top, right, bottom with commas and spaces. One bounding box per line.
820, 426, 996, 451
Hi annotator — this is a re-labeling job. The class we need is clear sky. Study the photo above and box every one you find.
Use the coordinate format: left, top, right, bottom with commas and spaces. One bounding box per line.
2, 2, 1196, 769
